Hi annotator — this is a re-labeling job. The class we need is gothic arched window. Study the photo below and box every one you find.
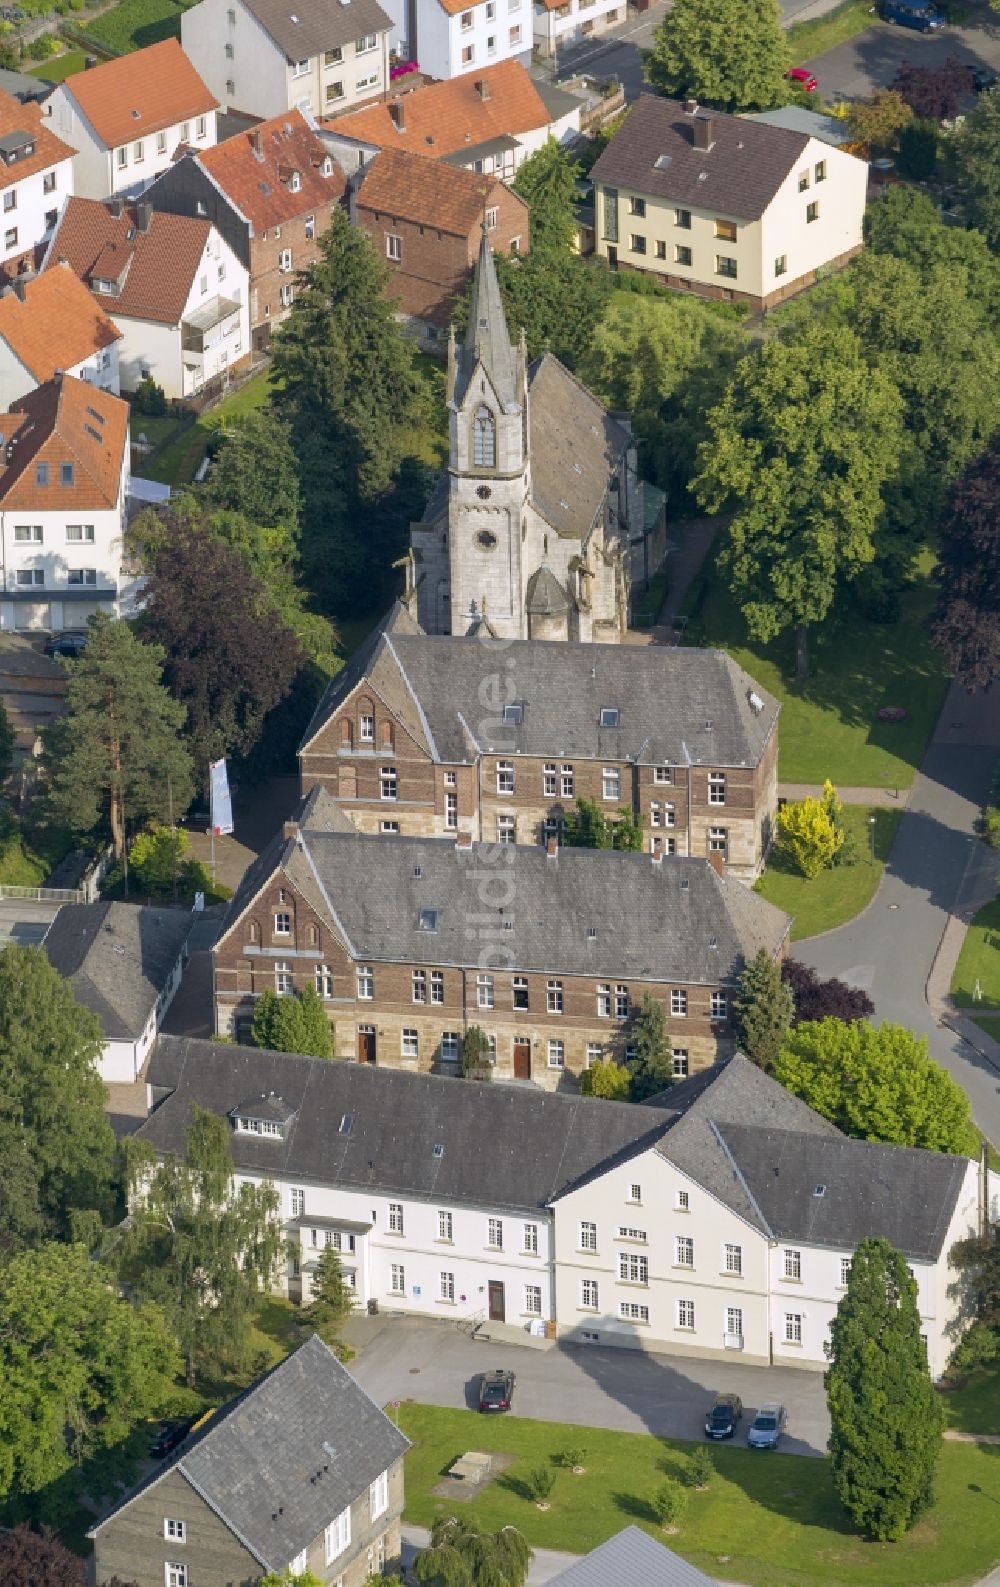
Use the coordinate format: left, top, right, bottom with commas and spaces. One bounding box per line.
473, 405, 496, 468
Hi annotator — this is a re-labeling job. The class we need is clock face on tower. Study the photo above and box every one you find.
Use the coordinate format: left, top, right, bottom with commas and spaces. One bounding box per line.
476, 485, 492, 500
476, 529, 498, 550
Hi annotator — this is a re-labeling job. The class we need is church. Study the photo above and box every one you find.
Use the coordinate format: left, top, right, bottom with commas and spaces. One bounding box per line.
409, 233, 655, 643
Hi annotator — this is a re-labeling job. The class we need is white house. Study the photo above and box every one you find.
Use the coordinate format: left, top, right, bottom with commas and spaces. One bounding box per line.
0, 374, 131, 632
0, 88, 75, 281
43, 902, 193, 1084
43, 196, 250, 399
321, 60, 581, 178
532, 0, 625, 62
45, 39, 218, 202
136, 1042, 982, 1377
182, 0, 393, 122
589, 94, 868, 311
378, 0, 532, 83
0, 262, 121, 410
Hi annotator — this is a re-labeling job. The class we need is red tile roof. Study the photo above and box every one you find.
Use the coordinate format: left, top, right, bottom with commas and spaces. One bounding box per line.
198, 109, 345, 232
46, 197, 211, 325
61, 39, 218, 151
0, 374, 129, 511
326, 61, 553, 157
0, 263, 121, 384
356, 146, 521, 235
0, 89, 74, 192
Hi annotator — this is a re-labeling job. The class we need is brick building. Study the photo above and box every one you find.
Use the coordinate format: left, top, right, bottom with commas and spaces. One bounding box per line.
352, 146, 528, 340
147, 109, 346, 350
212, 785, 790, 1083
298, 604, 780, 881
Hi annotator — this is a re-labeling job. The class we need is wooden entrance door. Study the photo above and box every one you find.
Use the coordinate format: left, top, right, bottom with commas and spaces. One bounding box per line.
488, 1281, 505, 1323
513, 1039, 531, 1080
357, 1026, 376, 1065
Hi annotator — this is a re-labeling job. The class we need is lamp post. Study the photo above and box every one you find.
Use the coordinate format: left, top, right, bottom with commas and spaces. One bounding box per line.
868, 814, 877, 865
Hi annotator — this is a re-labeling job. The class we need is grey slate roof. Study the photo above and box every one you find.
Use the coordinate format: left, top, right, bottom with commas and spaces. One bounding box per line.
547, 1526, 721, 1587
239, 0, 392, 59
526, 351, 631, 538
717, 1124, 970, 1261
137, 1035, 678, 1212
90, 1334, 409, 1572
525, 563, 571, 615
456, 230, 519, 410
224, 828, 791, 985
589, 94, 809, 223
301, 623, 780, 770
42, 900, 192, 1041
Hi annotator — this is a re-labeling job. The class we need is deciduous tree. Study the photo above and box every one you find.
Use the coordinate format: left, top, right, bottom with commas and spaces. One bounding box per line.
951, 1222, 1000, 1329
773, 1018, 979, 1154
826, 1236, 944, 1539
646, 0, 789, 110
892, 58, 971, 120
0, 1526, 88, 1587
562, 797, 642, 850
777, 793, 844, 877
951, 90, 1000, 250
42, 615, 193, 861
0, 942, 117, 1239
415, 1515, 530, 1587
931, 437, 1000, 691
491, 248, 612, 371
781, 959, 874, 1025
0, 1243, 178, 1501
512, 137, 579, 255
119, 1107, 283, 1385
847, 88, 912, 151
251, 985, 334, 1059
694, 323, 903, 675
734, 949, 793, 1072
204, 408, 302, 533
0, 1120, 46, 1255
579, 1058, 632, 1100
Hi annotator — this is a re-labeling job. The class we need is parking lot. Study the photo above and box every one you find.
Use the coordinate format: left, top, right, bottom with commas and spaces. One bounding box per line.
803, 1, 1000, 102
346, 1315, 831, 1457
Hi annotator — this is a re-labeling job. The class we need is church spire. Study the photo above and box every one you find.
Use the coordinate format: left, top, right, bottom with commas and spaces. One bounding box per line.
455, 227, 518, 411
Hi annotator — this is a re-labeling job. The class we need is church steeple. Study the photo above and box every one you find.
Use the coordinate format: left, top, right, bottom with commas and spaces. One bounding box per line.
454, 228, 519, 412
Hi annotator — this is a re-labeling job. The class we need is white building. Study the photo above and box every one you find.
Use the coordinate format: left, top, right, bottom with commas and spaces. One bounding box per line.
43, 902, 193, 1084
44, 197, 250, 399
532, 0, 625, 62
0, 374, 131, 632
182, 0, 392, 122
379, 0, 532, 83
0, 88, 75, 281
45, 39, 218, 202
0, 262, 121, 410
137, 1042, 982, 1378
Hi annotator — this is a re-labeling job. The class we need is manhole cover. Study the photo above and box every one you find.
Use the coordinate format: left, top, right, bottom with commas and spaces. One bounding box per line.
409, 1368, 420, 1374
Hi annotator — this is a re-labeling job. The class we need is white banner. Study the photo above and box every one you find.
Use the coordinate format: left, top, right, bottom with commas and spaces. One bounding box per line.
209, 758, 234, 837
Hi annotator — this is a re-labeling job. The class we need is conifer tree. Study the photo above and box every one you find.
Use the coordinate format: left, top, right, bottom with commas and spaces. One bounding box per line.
734, 949, 793, 1072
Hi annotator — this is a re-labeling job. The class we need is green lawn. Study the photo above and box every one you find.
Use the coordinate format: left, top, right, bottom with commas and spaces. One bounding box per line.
27, 46, 87, 83
755, 806, 902, 940
83, 0, 189, 51
787, 0, 876, 65
685, 554, 949, 788
951, 898, 1000, 1010
0, 816, 76, 888
942, 1368, 1000, 1435
397, 1404, 1000, 1587
141, 369, 274, 488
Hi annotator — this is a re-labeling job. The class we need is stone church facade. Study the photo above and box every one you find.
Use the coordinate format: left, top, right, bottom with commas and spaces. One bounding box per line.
409, 232, 649, 643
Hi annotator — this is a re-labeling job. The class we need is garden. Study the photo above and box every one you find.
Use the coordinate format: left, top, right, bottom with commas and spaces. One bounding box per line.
756, 804, 902, 940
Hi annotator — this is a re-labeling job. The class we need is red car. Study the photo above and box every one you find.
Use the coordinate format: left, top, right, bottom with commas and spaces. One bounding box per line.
786, 66, 819, 91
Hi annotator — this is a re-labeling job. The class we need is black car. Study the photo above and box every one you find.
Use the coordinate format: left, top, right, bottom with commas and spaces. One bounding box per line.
43, 630, 88, 658
705, 1392, 743, 1440
973, 67, 998, 93
478, 1368, 516, 1413
149, 1417, 197, 1459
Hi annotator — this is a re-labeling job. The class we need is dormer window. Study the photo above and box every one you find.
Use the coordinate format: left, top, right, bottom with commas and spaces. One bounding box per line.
231, 1094, 295, 1137
289, 169, 301, 192
473, 405, 495, 468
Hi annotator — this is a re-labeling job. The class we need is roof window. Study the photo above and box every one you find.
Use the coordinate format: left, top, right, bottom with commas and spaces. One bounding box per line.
600, 707, 620, 727
502, 703, 523, 725
433, 1144, 444, 1159
339, 1111, 354, 1135
418, 907, 438, 931
814, 1184, 826, 1197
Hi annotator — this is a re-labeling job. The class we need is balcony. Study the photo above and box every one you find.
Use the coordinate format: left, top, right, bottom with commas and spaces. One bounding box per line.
181, 295, 241, 354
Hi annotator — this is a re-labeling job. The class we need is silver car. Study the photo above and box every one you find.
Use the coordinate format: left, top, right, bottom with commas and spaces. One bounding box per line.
747, 1403, 787, 1450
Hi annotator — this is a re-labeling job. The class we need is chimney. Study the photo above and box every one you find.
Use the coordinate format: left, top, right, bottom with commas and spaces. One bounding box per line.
389, 98, 406, 132
651, 850, 663, 867
250, 127, 263, 158
692, 114, 715, 151
546, 836, 558, 858
108, 197, 124, 219
475, 78, 490, 101
282, 820, 299, 840
454, 830, 474, 850
683, 99, 698, 115
136, 201, 153, 233
707, 850, 725, 879
11, 276, 28, 302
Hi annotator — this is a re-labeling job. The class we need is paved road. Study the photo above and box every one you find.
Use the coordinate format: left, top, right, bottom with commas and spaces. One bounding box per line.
804, 0, 1000, 100
347, 1314, 830, 1456
798, 680, 1000, 1145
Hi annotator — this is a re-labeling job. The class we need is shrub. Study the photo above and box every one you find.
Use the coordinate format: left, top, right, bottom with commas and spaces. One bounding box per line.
897, 119, 938, 181
777, 792, 844, 878
685, 1446, 715, 1489
556, 1444, 587, 1468
134, 375, 167, 416
949, 1319, 1000, 1376
984, 807, 1000, 850
650, 1478, 688, 1528
525, 1465, 555, 1501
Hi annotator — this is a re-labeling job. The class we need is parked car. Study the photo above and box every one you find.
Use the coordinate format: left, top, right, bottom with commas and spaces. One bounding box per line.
43, 630, 88, 658
786, 66, 818, 91
705, 1392, 743, 1440
972, 67, 998, 93
747, 1403, 787, 1450
878, 0, 945, 30
478, 1368, 516, 1413
150, 1416, 198, 1458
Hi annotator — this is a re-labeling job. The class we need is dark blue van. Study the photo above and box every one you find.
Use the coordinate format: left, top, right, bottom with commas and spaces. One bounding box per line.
879, 0, 945, 29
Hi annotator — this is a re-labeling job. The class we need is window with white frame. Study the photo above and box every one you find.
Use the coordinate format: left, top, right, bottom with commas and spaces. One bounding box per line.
671, 988, 688, 1016
275, 961, 293, 995
628, 1182, 641, 1203
602, 767, 620, 801
380, 765, 398, 800
390, 1263, 405, 1293
580, 1278, 599, 1309
579, 1220, 597, 1252
291, 1187, 305, 1216
289, 1552, 308, 1575
165, 1566, 187, 1587
513, 975, 529, 1010
784, 1248, 802, 1281
586, 1043, 603, 1067
676, 1298, 695, 1329
664, 802, 676, 827
724, 1243, 742, 1275
561, 765, 574, 797
523, 1222, 538, 1254
840, 1256, 852, 1287
710, 991, 728, 1020
437, 1209, 453, 1240
618, 1251, 648, 1285
654, 765, 672, 784
439, 1270, 455, 1301
274, 910, 291, 935
360, 712, 374, 741
708, 826, 728, 855
675, 1189, 689, 1211
708, 772, 726, 805
477, 973, 495, 1009
431, 970, 444, 1004
66, 523, 95, 541
370, 1468, 389, 1520
596, 983, 611, 1017
674, 1235, 693, 1267
440, 1031, 459, 1063
163, 1519, 186, 1541
726, 1305, 744, 1341
671, 1049, 688, 1078
401, 1028, 418, 1058
543, 763, 557, 796
617, 1224, 646, 1242
784, 1312, 802, 1344
325, 1508, 351, 1564
292, 57, 309, 75
619, 1300, 649, 1323
496, 760, 515, 794
445, 791, 457, 829
14, 524, 42, 542
388, 1202, 403, 1233
357, 964, 374, 999
488, 1216, 503, 1248
315, 963, 333, 998
386, 233, 401, 261
497, 813, 516, 844
412, 969, 427, 1003
615, 984, 629, 1018
524, 1284, 542, 1316
547, 1039, 564, 1068
547, 979, 563, 1012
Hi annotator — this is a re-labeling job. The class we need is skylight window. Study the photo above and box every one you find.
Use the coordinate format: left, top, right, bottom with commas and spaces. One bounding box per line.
502, 703, 523, 725
418, 907, 439, 931
339, 1112, 354, 1135
600, 707, 620, 727
432, 1144, 444, 1159
814, 1184, 827, 1198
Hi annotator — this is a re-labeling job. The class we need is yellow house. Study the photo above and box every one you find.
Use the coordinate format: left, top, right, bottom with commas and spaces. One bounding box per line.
590, 94, 868, 312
